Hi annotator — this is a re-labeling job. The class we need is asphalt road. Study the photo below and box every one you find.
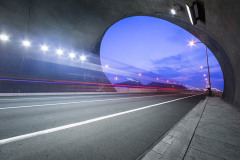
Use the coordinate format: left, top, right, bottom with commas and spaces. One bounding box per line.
0, 92, 206, 160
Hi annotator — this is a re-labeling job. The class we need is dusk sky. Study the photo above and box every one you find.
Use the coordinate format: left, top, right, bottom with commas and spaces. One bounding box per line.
100, 16, 224, 91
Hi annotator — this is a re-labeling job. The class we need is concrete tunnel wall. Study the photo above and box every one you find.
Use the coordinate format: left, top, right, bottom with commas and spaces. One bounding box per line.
0, 0, 239, 107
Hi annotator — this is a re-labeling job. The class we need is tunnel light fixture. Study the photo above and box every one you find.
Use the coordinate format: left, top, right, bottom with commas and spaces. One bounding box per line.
41, 45, 48, 51
23, 40, 31, 47
105, 64, 109, 68
69, 52, 75, 58
171, 4, 181, 15
0, 34, 9, 41
138, 73, 141, 76
56, 49, 63, 55
186, 1, 199, 25
171, 9, 176, 15
80, 55, 86, 61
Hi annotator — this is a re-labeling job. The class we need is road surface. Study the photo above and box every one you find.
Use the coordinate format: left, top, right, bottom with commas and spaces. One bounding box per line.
0, 92, 206, 160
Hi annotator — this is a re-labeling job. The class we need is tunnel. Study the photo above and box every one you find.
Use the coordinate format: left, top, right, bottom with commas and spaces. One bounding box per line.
0, 1, 240, 159
0, 0, 238, 106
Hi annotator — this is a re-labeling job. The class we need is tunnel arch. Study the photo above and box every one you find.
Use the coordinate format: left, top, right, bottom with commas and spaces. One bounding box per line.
0, 0, 238, 106
94, 13, 235, 103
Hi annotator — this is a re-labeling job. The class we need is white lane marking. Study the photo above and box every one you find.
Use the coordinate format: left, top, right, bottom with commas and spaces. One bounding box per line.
0, 94, 178, 110
0, 94, 202, 145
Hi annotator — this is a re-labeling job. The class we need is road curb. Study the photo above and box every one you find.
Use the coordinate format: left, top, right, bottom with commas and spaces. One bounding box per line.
138, 96, 208, 160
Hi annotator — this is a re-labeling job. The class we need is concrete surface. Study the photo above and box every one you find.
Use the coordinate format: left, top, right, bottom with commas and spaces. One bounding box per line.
141, 97, 240, 160
0, 93, 205, 159
186, 97, 240, 160
0, 0, 239, 107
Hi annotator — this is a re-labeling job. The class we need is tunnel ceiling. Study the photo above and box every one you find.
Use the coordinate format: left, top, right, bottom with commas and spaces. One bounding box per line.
0, 0, 239, 107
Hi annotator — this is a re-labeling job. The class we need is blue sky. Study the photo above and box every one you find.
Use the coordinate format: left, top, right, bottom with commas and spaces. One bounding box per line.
100, 16, 224, 91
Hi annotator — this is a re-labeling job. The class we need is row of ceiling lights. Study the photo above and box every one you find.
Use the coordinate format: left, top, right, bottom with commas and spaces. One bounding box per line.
1, 34, 184, 87
0, 34, 86, 61
1, 2, 201, 90
0, 2, 198, 61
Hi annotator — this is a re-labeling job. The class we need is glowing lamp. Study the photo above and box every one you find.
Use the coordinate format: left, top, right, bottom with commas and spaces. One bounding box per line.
189, 41, 196, 46
0, 34, 9, 41
80, 55, 86, 61
171, 4, 181, 15
23, 40, 31, 47
171, 9, 176, 15
56, 49, 63, 55
41, 45, 48, 51
69, 53, 75, 58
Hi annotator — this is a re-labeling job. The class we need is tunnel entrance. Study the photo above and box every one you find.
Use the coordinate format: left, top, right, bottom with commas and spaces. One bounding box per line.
100, 16, 224, 92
